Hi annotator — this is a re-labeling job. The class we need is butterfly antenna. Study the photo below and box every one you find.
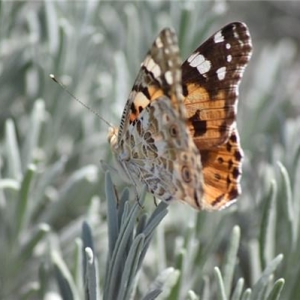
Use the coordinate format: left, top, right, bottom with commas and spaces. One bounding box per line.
50, 74, 114, 129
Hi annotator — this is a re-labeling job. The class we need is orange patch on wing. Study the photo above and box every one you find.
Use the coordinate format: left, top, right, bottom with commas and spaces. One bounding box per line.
129, 86, 166, 122
148, 85, 165, 100
184, 83, 235, 149
191, 122, 231, 139
200, 129, 243, 210
130, 91, 151, 122
184, 84, 229, 121
184, 84, 226, 105
199, 107, 231, 121
129, 113, 137, 123
184, 84, 211, 103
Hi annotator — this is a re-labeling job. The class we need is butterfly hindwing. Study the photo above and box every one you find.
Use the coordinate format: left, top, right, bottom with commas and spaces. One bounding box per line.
200, 128, 243, 209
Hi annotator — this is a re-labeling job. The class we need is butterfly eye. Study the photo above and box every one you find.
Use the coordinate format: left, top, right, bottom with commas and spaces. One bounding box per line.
182, 166, 192, 183
169, 124, 178, 137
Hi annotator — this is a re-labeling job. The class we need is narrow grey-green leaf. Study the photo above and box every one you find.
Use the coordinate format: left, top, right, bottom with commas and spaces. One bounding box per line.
214, 267, 227, 300
118, 234, 145, 300
44, 0, 59, 55
200, 276, 210, 300
104, 200, 141, 300
168, 249, 185, 300
231, 278, 244, 300
251, 254, 283, 300
31, 155, 67, 218
82, 221, 94, 251
21, 99, 45, 169
85, 247, 99, 300
277, 162, 296, 250
186, 290, 199, 300
40, 165, 98, 224
259, 180, 277, 270
266, 279, 285, 300
142, 201, 168, 244
15, 164, 36, 238
19, 223, 50, 262
223, 226, 241, 298
21, 283, 40, 300
136, 213, 148, 236
241, 289, 252, 300
155, 268, 180, 300
118, 188, 130, 231
73, 239, 84, 299
143, 289, 162, 300
82, 221, 94, 289
145, 268, 178, 300
52, 251, 79, 300
105, 171, 119, 258
4, 119, 22, 180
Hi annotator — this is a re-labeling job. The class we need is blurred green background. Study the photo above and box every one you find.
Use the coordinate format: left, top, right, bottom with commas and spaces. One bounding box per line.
1, 1, 300, 299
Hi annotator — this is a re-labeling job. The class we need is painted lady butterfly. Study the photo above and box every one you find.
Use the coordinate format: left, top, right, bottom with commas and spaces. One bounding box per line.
108, 22, 252, 210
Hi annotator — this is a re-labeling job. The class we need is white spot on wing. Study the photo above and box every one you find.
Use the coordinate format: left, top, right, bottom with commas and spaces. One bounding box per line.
188, 53, 211, 75
227, 55, 232, 62
226, 43, 231, 49
134, 91, 151, 107
216, 67, 226, 80
156, 37, 163, 48
189, 54, 205, 67
214, 31, 224, 43
164, 71, 173, 84
233, 25, 240, 40
187, 52, 198, 63
167, 60, 173, 67
197, 60, 211, 75
151, 64, 161, 78
144, 56, 161, 78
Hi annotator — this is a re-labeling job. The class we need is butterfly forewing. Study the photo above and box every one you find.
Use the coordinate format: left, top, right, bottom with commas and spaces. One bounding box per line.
117, 29, 184, 141
182, 22, 252, 149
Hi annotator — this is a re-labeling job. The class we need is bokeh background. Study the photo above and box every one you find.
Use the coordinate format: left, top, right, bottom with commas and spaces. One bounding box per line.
1, 1, 300, 299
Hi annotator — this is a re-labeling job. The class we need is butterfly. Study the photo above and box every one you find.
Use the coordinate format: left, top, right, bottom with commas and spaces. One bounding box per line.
108, 22, 252, 210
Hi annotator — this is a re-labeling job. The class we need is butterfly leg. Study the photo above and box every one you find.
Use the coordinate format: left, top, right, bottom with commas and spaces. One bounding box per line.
135, 194, 144, 209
